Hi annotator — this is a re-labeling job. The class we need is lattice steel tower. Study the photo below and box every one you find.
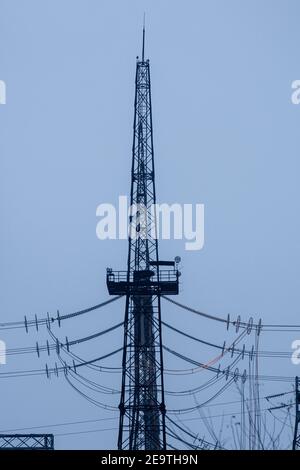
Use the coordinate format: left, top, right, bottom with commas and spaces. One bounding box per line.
106, 26, 179, 450
293, 376, 300, 450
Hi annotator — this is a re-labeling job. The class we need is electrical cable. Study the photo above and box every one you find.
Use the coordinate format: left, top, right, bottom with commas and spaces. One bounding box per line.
163, 296, 300, 332
162, 320, 294, 358
0, 296, 123, 331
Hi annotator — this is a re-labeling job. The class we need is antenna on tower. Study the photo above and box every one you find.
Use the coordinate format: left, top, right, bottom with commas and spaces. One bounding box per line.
142, 13, 145, 61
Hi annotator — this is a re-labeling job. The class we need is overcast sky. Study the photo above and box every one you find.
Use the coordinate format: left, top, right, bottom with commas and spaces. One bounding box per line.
0, 0, 300, 449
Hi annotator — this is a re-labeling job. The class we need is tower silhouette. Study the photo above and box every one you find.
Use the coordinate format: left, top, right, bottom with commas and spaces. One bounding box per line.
293, 376, 300, 450
106, 26, 180, 450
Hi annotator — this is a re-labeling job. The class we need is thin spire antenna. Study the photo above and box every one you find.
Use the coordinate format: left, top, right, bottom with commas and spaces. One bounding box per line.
142, 14, 145, 61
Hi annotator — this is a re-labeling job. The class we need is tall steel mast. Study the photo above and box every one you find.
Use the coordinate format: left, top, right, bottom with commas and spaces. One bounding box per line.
106, 25, 179, 450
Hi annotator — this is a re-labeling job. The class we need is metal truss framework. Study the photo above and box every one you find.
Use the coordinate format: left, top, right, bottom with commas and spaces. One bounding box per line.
0, 434, 54, 450
293, 376, 300, 450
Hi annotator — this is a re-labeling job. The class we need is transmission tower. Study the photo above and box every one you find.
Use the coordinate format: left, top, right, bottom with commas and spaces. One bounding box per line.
106, 26, 180, 450
0, 434, 54, 450
293, 376, 300, 450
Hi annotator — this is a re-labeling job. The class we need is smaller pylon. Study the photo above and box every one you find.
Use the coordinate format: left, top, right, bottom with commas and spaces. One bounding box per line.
0, 434, 54, 450
293, 376, 300, 450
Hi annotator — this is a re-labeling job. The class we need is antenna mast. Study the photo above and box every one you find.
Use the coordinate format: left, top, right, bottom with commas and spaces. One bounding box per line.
106, 25, 180, 450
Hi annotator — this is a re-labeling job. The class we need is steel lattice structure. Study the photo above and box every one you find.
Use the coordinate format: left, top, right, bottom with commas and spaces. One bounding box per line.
293, 376, 300, 450
106, 27, 179, 450
0, 434, 54, 450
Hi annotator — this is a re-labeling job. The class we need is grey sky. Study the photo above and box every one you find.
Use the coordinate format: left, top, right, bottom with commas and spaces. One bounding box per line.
0, 0, 299, 449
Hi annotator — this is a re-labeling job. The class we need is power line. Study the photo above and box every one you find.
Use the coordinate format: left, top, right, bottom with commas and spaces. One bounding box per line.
0, 348, 123, 378
163, 296, 300, 332
0, 417, 119, 433
166, 416, 224, 449
0, 296, 123, 332
162, 320, 293, 358
163, 345, 294, 383
4, 321, 124, 358
55, 427, 118, 438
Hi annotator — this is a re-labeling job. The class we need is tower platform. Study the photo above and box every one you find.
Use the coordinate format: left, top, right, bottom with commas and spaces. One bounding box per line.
106, 267, 179, 296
